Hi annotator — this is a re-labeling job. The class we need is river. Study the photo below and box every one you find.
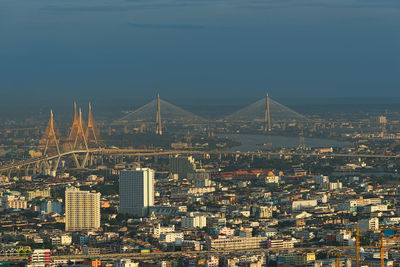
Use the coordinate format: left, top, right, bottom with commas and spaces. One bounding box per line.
222, 134, 352, 152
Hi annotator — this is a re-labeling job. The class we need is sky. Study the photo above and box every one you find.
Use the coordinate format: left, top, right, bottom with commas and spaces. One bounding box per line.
0, 0, 399, 108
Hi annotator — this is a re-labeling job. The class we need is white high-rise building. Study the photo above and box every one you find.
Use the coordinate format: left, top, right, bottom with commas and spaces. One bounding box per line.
65, 186, 100, 232
119, 168, 154, 217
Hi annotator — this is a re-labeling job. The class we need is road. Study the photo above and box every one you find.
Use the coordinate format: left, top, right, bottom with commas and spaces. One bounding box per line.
0, 246, 367, 262
1, 147, 399, 173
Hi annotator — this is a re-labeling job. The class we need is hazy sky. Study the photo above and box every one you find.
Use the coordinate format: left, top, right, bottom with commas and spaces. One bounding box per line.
1, 0, 399, 107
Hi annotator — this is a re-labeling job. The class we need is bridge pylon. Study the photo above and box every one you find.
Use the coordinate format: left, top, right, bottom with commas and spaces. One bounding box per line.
68, 102, 79, 140
156, 93, 162, 135
264, 92, 271, 133
66, 104, 88, 151
85, 102, 101, 148
39, 110, 61, 156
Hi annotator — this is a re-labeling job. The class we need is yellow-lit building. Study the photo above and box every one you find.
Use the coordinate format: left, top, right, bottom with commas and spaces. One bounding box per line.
65, 187, 100, 231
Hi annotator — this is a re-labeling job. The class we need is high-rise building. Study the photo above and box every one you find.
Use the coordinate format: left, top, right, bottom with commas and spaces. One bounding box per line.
169, 156, 197, 178
65, 186, 101, 231
119, 168, 154, 217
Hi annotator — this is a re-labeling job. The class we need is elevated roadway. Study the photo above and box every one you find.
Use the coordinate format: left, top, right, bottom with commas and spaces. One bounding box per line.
0, 148, 399, 173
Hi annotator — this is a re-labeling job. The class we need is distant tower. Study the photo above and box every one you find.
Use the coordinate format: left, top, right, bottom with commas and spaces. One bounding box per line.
73, 108, 88, 150
156, 93, 162, 135
68, 102, 79, 141
67, 102, 87, 150
85, 103, 100, 148
39, 110, 61, 156
265, 93, 271, 132
299, 129, 305, 150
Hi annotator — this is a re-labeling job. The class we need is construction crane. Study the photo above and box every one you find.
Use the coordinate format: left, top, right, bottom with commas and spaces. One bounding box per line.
335, 225, 400, 267
379, 232, 400, 267
340, 222, 372, 265
329, 252, 356, 267
356, 223, 360, 265
354, 222, 372, 265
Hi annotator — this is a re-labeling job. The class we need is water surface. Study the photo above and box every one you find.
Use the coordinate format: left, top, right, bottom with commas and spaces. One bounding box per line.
223, 134, 351, 151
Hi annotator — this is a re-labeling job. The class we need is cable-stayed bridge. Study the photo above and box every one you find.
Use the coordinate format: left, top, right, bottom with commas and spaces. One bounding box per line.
1, 94, 395, 177
115, 95, 205, 124
224, 95, 309, 123
0, 102, 103, 177
115, 93, 310, 134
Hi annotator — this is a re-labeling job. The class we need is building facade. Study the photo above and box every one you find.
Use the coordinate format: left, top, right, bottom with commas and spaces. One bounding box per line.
119, 168, 154, 217
25, 188, 51, 201
41, 200, 62, 214
169, 156, 197, 178
181, 215, 207, 229
65, 186, 101, 231
206, 236, 268, 250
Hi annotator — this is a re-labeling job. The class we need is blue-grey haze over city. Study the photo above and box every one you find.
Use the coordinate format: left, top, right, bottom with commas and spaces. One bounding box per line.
1, 0, 399, 109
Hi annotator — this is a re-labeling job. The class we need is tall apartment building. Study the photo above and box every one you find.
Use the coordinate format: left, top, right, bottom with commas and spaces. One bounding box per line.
119, 168, 154, 217
169, 156, 197, 178
65, 187, 100, 232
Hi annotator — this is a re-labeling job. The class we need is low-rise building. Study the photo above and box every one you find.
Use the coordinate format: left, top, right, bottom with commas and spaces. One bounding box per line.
182, 215, 207, 229
292, 200, 318, 211
115, 259, 139, 267
267, 239, 295, 249
359, 217, 379, 231
153, 224, 175, 238
1, 194, 27, 210
29, 249, 51, 265
160, 232, 184, 243
25, 188, 51, 201
206, 236, 268, 250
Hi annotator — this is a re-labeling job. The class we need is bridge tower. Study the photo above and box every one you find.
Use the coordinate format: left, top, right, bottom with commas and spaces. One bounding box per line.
85, 102, 101, 148
156, 93, 163, 135
37, 110, 63, 176
39, 110, 61, 156
68, 107, 89, 168
68, 107, 88, 151
299, 128, 305, 150
67, 102, 79, 146
264, 92, 271, 132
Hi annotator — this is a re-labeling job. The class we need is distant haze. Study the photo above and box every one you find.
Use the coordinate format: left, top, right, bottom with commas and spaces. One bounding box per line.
1, 0, 399, 109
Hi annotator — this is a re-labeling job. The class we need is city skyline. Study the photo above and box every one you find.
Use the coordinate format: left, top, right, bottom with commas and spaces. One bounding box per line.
1, 0, 400, 265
